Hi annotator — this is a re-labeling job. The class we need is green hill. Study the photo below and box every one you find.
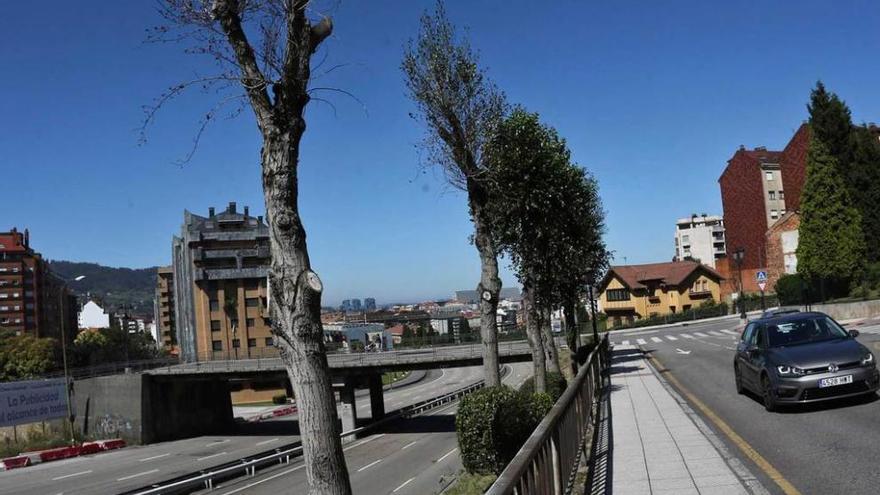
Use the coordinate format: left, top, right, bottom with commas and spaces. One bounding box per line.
49, 261, 158, 318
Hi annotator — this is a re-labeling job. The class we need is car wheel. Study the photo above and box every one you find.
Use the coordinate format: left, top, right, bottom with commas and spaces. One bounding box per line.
734, 365, 744, 395
762, 375, 777, 412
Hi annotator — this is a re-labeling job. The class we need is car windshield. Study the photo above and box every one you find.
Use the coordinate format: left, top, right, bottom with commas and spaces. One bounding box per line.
766, 317, 849, 347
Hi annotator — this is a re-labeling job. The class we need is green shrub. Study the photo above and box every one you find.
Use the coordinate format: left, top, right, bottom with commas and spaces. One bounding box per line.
518, 371, 568, 401
272, 394, 287, 405
775, 273, 805, 305
526, 392, 554, 422
456, 386, 535, 475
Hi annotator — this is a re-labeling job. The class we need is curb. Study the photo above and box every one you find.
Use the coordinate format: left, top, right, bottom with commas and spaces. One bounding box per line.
1, 438, 126, 471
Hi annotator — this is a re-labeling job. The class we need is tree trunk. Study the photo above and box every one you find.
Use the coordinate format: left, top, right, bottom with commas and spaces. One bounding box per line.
263, 130, 352, 495
563, 296, 578, 374
540, 307, 561, 374
522, 285, 547, 393
469, 184, 502, 388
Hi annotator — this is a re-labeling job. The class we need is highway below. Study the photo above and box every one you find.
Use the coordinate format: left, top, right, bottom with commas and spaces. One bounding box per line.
189, 362, 532, 495
0, 364, 509, 495
609, 314, 880, 495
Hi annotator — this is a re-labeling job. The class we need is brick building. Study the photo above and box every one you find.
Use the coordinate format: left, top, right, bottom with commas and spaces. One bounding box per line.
765, 212, 801, 287
154, 266, 177, 353
0, 228, 76, 341
718, 124, 810, 293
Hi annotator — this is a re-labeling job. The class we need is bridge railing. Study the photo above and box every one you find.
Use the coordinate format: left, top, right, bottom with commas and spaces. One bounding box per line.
486, 335, 609, 495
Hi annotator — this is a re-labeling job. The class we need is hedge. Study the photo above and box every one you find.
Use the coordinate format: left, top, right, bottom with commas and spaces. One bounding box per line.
518, 371, 568, 401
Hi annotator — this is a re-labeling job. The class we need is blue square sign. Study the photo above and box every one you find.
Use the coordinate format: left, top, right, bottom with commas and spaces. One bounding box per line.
756, 271, 768, 282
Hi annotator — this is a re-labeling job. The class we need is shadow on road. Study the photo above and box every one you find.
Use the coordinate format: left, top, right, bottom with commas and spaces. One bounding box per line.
742, 389, 879, 414
379, 413, 456, 434
233, 418, 301, 436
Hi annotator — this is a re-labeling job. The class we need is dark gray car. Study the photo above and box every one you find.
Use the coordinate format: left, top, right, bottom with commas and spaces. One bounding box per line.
733, 311, 879, 411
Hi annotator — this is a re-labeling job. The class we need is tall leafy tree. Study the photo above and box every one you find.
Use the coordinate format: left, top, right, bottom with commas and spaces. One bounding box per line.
150, 1, 351, 492
402, 3, 506, 387
0, 330, 58, 382
808, 81, 853, 164
797, 138, 866, 289
848, 125, 880, 261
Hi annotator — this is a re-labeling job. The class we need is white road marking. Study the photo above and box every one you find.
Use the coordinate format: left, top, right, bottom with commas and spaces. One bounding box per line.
636, 339, 647, 345
651, 337, 663, 343
221, 463, 307, 494
681, 334, 695, 339
666, 335, 678, 341
675, 348, 691, 355
344, 433, 385, 451
357, 459, 382, 472
437, 448, 458, 463
205, 439, 230, 447
708, 331, 724, 336
622, 340, 630, 345
117, 469, 159, 481
402, 441, 418, 450
196, 452, 227, 461
721, 329, 739, 335
393, 477, 416, 492
256, 438, 279, 446
52, 470, 92, 481
139, 453, 170, 462
694, 332, 709, 337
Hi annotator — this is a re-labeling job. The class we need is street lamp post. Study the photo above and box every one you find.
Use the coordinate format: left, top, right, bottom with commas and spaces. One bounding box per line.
60, 274, 85, 445
733, 248, 747, 319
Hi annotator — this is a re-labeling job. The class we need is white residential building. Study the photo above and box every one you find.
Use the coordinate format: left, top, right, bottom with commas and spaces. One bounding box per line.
78, 301, 110, 329
673, 214, 726, 268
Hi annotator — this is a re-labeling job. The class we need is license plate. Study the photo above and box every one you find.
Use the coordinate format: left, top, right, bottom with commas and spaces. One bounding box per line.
819, 375, 853, 388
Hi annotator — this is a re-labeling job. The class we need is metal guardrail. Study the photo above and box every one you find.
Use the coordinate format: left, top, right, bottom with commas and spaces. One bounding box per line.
124, 379, 487, 495
486, 335, 610, 495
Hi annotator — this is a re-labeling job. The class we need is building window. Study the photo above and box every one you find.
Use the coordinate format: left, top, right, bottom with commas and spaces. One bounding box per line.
682, 235, 690, 244
212, 340, 223, 351
781, 209, 786, 216
248, 338, 257, 348
246, 318, 255, 328
769, 191, 776, 200
779, 190, 784, 199
244, 279, 260, 290
209, 300, 219, 311
606, 289, 630, 302
770, 209, 779, 219
265, 337, 274, 347
232, 339, 241, 348
766, 171, 773, 181
245, 298, 259, 308
210, 320, 221, 331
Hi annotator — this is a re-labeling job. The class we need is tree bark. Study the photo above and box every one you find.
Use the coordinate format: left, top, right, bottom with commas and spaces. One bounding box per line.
468, 181, 502, 388
563, 296, 578, 374
263, 131, 352, 495
522, 285, 546, 393
540, 307, 561, 374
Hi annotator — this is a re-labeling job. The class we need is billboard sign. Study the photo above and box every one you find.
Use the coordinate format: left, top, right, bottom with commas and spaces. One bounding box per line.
0, 378, 68, 427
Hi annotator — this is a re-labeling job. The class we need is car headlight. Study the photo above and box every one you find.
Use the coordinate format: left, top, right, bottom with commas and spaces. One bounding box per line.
862, 352, 875, 367
776, 365, 805, 376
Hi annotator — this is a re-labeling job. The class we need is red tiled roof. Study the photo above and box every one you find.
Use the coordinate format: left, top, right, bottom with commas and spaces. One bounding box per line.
602, 261, 723, 291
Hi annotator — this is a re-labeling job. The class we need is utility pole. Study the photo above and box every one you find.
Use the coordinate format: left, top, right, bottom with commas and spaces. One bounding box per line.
733, 248, 747, 319
59, 290, 75, 445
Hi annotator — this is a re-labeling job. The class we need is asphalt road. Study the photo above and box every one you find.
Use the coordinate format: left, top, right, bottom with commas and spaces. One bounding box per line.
610, 315, 880, 495
0, 365, 491, 495
192, 362, 533, 495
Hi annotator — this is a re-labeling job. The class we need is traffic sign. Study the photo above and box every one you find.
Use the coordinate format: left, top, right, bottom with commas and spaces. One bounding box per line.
756, 271, 768, 282
758, 281, 767, 291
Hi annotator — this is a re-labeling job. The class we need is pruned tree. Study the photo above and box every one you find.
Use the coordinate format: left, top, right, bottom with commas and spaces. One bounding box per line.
402, 2, 506, 387
147, 1, 351, 493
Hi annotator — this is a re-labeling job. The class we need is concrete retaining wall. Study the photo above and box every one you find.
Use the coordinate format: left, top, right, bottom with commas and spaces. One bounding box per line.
806, 299, 880, 321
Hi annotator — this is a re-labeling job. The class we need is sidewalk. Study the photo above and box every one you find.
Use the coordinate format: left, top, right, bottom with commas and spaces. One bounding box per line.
605, 345, 765, 495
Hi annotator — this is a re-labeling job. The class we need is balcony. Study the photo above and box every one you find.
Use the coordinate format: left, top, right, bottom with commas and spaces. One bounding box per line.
194, 266, 269, 281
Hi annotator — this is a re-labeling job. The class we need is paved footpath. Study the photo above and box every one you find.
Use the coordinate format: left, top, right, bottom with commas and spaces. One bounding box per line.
609, 344, 768, 495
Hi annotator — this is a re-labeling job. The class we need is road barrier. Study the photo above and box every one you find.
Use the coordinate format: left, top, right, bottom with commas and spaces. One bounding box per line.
486, 336, 609, 495
123, 379, 488, 494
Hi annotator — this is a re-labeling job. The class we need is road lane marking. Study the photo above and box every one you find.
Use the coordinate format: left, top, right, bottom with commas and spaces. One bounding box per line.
344, 433, 385, 451
52, 470, 92, 481
636, 339, 647, 345
675, 348, 691, 355
721, 329, 739, 335
117, 469, 159, 481
666, 335, 678, 341
139, 453, 170, 462
393, 477, 416, 492
651, 337, 663, 343
647, 355, 802, 495
402, 440, 418, 450
681, 334, 695, 339
621, 340, 630, 345
256, 438, 279, 446
221, 463, 307, 495
357, 459, 382, 472
437, 448, 458, 463
206, 439, 230, 447
708, 331, 724, 336
196, 452, 227, 461
694, 332, 709, 337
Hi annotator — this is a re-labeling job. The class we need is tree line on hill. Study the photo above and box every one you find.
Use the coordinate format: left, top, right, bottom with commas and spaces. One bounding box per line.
49, 260, 157, 317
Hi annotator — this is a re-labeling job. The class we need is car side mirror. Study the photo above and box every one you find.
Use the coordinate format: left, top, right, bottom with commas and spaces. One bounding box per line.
747, 345, 760, 357
849, 329, 860, 338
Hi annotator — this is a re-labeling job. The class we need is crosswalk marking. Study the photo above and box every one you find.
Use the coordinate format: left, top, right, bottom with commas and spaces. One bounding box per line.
651, 337, 663, 343
622, 340, 630, 346
721, 329, 739, 335
708, 331, 724, 337
694, 332, 708, 338
681, 334, 695, 339
636, 338, 647, 345
666, 335, 678, 341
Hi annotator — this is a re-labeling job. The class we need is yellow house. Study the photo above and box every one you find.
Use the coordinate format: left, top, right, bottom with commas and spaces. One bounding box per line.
598, 261, 724, 328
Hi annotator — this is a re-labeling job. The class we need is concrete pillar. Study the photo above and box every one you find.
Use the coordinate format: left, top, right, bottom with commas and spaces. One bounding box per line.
339, 378, 358, 443
368, 373, 385, 420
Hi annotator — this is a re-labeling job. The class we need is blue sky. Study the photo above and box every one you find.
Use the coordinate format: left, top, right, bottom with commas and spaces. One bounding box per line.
2, 1, 879, 305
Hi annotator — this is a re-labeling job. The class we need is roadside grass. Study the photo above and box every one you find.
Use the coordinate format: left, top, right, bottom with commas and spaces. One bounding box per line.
382, 370, 410, 386
443, 471, 497, 495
